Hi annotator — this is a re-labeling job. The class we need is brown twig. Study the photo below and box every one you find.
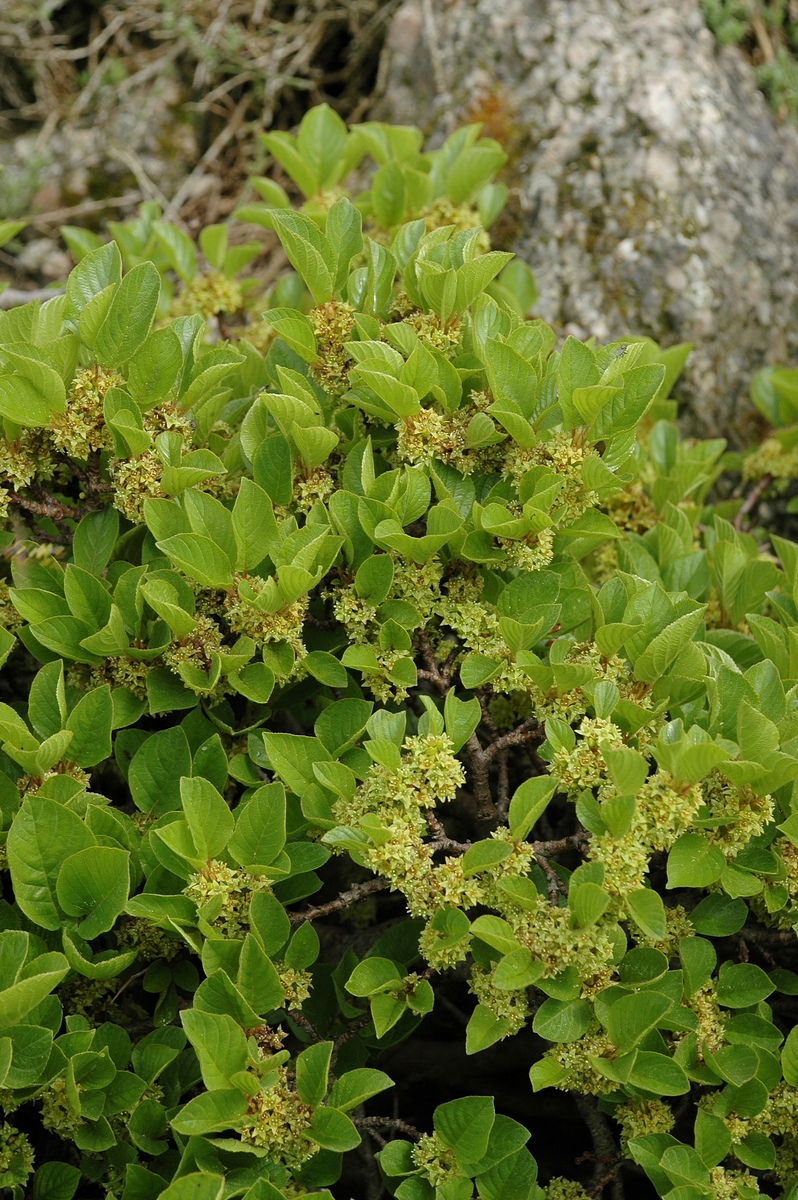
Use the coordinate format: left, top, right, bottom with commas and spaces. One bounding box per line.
535, 852, 568, 904
28, 191, 144, 229
466, 730, 496, 821
734, 474, 772, 531
288, 877, 389, 924
425, 808, 470, 855
533, 834, 589, 905
574, 1094, 625, 1200
287, 1011, 323, 1042
5, 488, 86, 523
483, 716, 542, 759
751, 11, 776, 62
354, 1116, 422, 1145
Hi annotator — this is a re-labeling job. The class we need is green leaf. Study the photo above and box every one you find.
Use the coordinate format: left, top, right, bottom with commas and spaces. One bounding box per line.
262, 307, 317, 362
446, 143, 507, 204
470, 916, 520, 956
735, 1131, 776, 1171
171, 1089, 249, 1136
435, 1095, 495, 1165
328, 1068, 394, 1112
0, 951, 70, 1025
679, 937, 717, 996
56, 845, 130, 940
694, 1108, 732, 1169
716, 962, 774, 1008
626, 889, 667, 941
304, 651, 348, 688
237, 933, 284, 1015
7, 797, 95, 929
297, 102, 349, 189
688, 893, 748, 936
346, 957, 402, 998
666, 834, 726, 888
150, 221, 196, 283
627, 1052, 690, 1096
327, 196, 363, 292
443, 692, 481, 754
127, 326, 183, 402
32, 1162, 81, 1200
228, 783, 286, 870
309, 1106, 361, 1152
0, 375, 54, 427
634, 607, 706, 683
569, 882, 610, 929
156, 533, 234, 589
181, 776, 235, 860
532, 998, 592, 1043
95, 261, 160, 366
129, 726, 192, 815
262, 733, 332, 796
72, 508, 119, 576
296, 1040, 333, 1107
180, 1009, 248, 1091
65, 685, 113, 767
461, 839, 513, 878
779, 1026, 798, 1088
266, 210, 334, 304
605, 991, 672, 1054
508, 776, 556, 841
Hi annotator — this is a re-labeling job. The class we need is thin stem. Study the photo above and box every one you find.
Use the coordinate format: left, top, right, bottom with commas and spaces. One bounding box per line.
289, 877, 389, 924
466, 731, 496, 821
354, 1116, 421, 1143
734, 474, 772, 531
483, 717, 542, 759
574, 1094, 625, 1200
6, 488, 86, 523
425, 808, 469, 855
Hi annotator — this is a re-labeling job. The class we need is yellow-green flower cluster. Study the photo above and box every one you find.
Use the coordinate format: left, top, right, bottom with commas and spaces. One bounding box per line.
171, 270, 243, 319
0, 1122, 34, 1186
109, 400, 193, 520
241, 1069, 314, 1168
68, 656, 155, 701
544, 1181, 591, 1200
225, 580, 307, 659
552, 717, 625, 798
115, 916, 182, 962
743, 436, 798, 486
545, 1027, 618, 1096
309, 299, 355, 395
469, 964, 530, 1035
185, 859, 272, 937
337, 733, 464, 829
278, 966, 312, 1011
293, 466, 335, 512
614, 1099, 674, 1152
504, 431, 600, 525
50, 365, 124, 458
708, 1167, 762, 1198
590, 771, 703, 898
507, 897, 619, 983
163, 615, 225, 689
396, 406, 476, 474
40, 1076, 84, 1139
411, 1132, 460, 1186
744, 1083, 798, 1185
701, 771, 775, 860
422, 196, 491, 249
690, 982, 726, 1057
500, 527, 556, 572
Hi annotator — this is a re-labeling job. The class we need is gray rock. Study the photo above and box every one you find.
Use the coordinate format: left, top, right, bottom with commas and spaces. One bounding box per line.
376, 0, 798, 441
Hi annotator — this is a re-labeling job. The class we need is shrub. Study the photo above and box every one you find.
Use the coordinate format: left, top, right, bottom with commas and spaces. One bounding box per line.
0, 103, 797, 1200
